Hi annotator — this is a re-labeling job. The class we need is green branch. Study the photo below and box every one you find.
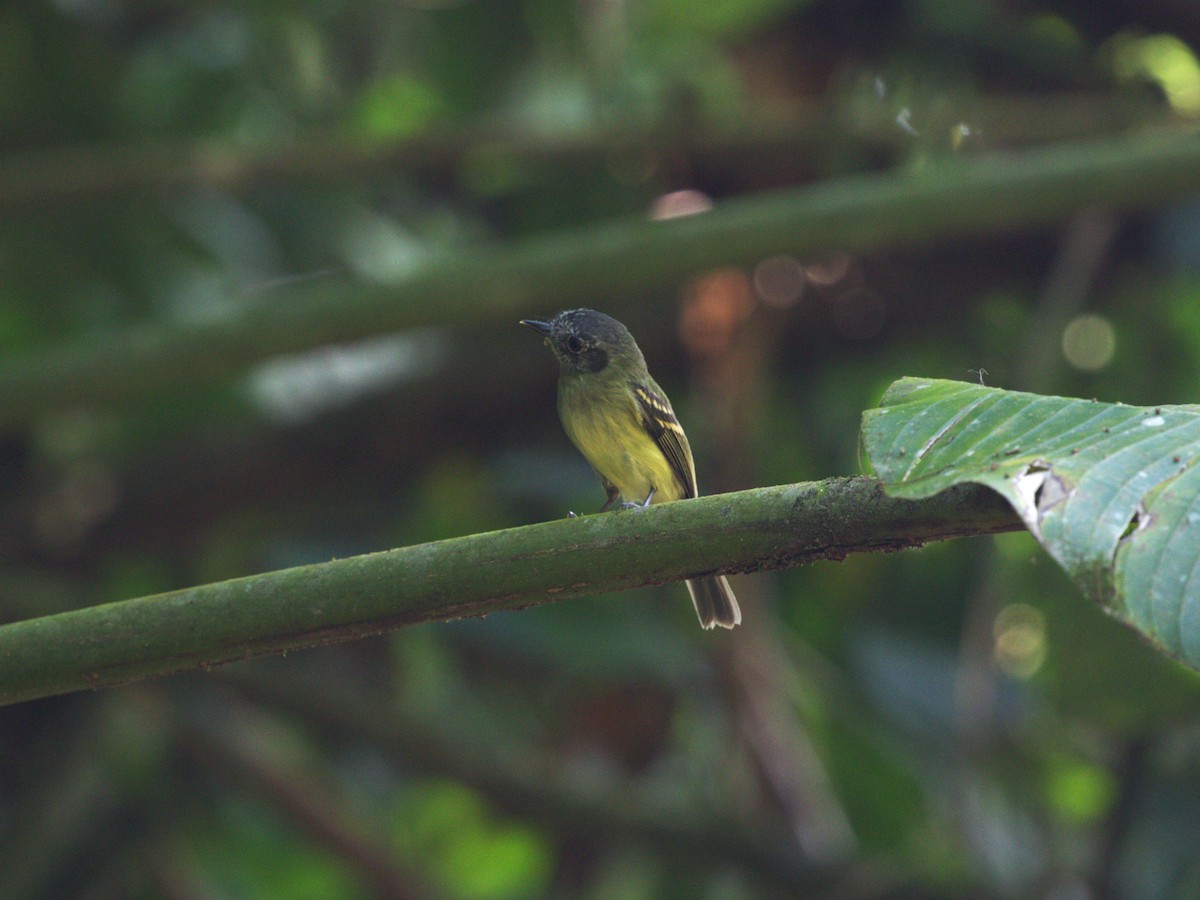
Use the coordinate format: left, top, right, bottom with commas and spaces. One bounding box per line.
0, 97, 1158, 208
0, 130, 1197, 431
0, 477, 1020, 706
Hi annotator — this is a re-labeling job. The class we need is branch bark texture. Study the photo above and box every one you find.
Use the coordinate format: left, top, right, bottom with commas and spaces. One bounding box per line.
0, 477, 1021, 705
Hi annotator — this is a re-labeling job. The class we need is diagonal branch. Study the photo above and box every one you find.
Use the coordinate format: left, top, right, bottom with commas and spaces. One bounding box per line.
223, 667, 907, 896
0, 477, 1021, 706
0, 130, 1198, 432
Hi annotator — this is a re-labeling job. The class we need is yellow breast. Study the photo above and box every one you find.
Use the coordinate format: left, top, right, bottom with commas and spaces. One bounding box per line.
558, 377, 686, 504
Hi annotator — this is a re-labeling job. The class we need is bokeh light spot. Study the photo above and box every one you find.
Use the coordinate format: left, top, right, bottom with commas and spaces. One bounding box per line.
679, 268, 754, 359
650, 190, 713, 220
752, 255, 805, 307
993, 603, 1047, 679
1045, 759, 1117, 824
804, 253, 854, 287
1112, 33, 1200, 116
1062, 314, 1116, 371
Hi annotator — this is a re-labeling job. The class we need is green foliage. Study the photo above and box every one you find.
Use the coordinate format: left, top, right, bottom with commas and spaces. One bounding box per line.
181, 799, 364, 899
395, 781, 553, 899
1042, 754, 1116, 824
864, 378, 1200, 671
351, 75, 446, 141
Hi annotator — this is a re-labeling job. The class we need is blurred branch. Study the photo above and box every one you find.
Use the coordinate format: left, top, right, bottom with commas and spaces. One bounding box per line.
179, 710, 428, 898
1013, 209, 1122, 391
0, 702, 121, 899
224, 666, 915, 897
0, 96, 1163, 208
0, 477, 1021, 705
1095, 737, 1150, 897
1, 754, 117, 899
684, 302, 860, 861
0, 129, 1197, 432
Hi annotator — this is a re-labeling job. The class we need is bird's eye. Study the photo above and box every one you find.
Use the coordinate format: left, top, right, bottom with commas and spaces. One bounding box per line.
566, 335, 584, 353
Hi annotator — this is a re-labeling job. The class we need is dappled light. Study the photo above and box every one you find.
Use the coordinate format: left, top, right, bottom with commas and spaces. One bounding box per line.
246, 332, 444, 423
1111, 32, 1200, 117
649, 188, 713, 220
752, 254, 806, 308
678, 267, 754, 360
993, 603, 1047, 679
802, 252, 854, 287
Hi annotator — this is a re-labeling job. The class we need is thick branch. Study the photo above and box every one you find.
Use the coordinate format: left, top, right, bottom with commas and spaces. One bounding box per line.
0, 477, 1021, 705
0, 129, 1196, 432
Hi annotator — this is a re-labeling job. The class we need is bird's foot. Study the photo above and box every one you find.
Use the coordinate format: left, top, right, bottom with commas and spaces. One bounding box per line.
615, 489, 654, 511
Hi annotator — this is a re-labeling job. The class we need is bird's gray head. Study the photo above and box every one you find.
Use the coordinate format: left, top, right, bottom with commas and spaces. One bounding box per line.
519, 308, 642, 376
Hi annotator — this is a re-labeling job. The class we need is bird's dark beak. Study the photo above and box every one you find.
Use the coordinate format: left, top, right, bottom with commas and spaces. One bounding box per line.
519, 319, 553, 337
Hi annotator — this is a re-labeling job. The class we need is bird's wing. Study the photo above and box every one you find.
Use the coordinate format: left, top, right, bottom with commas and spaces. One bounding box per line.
634, 382, 697, 499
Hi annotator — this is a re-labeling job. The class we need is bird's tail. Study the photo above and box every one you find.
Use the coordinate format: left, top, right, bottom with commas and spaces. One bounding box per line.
685, 576, 741, 630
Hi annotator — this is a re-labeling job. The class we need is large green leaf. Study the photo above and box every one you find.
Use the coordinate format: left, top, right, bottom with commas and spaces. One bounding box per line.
862, 377, 1200, 670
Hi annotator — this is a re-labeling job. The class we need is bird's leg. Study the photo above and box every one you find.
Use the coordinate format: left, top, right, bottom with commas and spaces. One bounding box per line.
599, 483, 620, 513
616, 487, 655, 511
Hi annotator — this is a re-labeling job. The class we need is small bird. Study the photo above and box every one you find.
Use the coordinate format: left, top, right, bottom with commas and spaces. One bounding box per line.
520, 309, 741, 630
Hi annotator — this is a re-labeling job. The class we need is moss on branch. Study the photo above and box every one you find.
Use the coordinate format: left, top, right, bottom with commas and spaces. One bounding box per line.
0, 477, 1020, 705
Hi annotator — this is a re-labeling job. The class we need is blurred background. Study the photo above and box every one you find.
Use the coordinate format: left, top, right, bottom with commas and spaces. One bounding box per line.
3, 0, 1200, 897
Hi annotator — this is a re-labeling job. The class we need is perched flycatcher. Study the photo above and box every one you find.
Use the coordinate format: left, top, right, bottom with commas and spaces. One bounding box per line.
520, 308, 741, 630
